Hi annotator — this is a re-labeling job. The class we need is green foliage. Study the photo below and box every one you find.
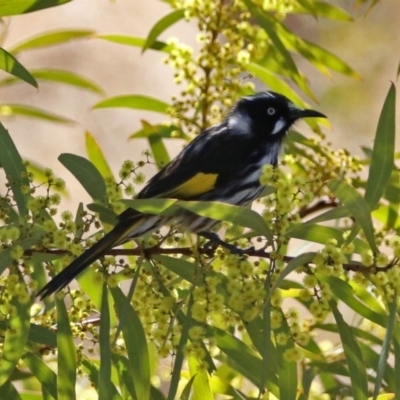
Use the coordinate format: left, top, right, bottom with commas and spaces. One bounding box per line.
0, 0, 397, 399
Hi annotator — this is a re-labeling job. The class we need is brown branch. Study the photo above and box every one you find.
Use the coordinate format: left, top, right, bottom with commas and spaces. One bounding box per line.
25, 246, 393, 275
298, 198, 339, 219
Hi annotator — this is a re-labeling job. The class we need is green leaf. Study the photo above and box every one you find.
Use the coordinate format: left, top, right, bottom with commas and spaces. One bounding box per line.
0, 68, 104, 94
299, 39, 359, 78
9, 29, 94, 54
188, 356, 213, 400
0, 293, 31, 386
120, 198, 178, 215
111, 287, 150, 400
153, 255, 197, 284
56, 297, 76, 400
111, 353, 137, 399
259, 299, 279, 396
288, 223, 369, 253
129, 121, 184, 140
22, 352, 58, 399
293, 1, 353, 21
394, 323, 400, 398
27, 324, 57, 347
327, 276, 387, 327
81, 356, 123, 400
211, 327, 265, 388
138, 121, 170, 167
330, 301, 368, 399
177, 200, 273, 241
246, 63, 307, 107
267, 252, 316, 302
364, 83, 396, 209
328, 179, 377, 252
86, 203, 118, 226
0, 380, 21, 399
167, 292, 194, 400
0, 104, 75, 124
275, 312, 298, 400
99, 283, 112, 400
95, 34, 170, 53
93, 95, 170, 114
0, 47, 37, 87
272, 17, 359, 78
348, 280, 386, 315
59, 153, 108, 204
142, 9, 185, 52
180, 375, 196, 400
0, 121, 30, 217
244, 1, 299, 77
0, 0, 70, 17
373, 295, 397, 399
301, 205, 350, 225
85, 132, 115, 181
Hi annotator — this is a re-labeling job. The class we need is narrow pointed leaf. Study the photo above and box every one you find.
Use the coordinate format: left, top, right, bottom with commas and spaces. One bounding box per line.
180, 375, 196, 400
0, 294, 31, 386
22, 352, 58, 399
246, 63, 306, 107
188, 357, 213, 400
10, 30, 94, 54
267, 252, 316, 302
288, 223, 369, 253
0, 381, 21, 399
177, 200, 273, 240
373, 295, 397, 398
167, 293, 193, 400
244, 0, 299, 77
85, 132, 115, 181
0, 104, 74, 124
99, 283, 112, 400
139, 121, 171, 167
81, 356, 123, 400
394, 323, 400, 398
142, 9, 185, 52
0, 0, 70, 17
95, 34, 170, 53
275, 313, 297, 400
293, 1, 352, 20
112, 353, 137, 399
331, 301, 368, 399
34, 69, 103, 93
364, 83, 396, 209
328, 179, 377, 252
93, 95, 169, 114
111, 287, 150, 400
0, 121, 30, 217
59, 153, 108, 204
0, 68, 104, 94
56, 297, 76, 400
0, 47, 37, 87
327, 276, 387, 327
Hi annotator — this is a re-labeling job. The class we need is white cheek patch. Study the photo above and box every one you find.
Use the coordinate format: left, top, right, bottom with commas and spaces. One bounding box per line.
271, 117, 286, 135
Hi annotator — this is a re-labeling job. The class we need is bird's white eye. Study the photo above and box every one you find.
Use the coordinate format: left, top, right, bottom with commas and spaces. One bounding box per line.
267, 107, 276, 115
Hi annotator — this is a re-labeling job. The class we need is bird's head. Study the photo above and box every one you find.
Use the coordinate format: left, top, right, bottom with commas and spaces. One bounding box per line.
228, 91, 326, 139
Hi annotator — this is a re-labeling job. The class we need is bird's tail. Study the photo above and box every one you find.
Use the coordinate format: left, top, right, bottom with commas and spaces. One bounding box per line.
37, 217, 142, 299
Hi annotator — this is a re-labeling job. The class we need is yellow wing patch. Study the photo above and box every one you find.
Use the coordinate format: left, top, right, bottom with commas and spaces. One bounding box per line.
167, 173, 218, 198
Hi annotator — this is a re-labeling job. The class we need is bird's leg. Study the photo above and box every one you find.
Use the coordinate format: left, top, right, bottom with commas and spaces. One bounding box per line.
199, 232, 254, 255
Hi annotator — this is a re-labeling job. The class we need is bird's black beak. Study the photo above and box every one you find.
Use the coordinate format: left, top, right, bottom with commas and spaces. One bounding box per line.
289, 106, 326, 121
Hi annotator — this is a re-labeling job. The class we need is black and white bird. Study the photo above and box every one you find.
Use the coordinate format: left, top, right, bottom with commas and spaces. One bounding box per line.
38, 91, 325, 298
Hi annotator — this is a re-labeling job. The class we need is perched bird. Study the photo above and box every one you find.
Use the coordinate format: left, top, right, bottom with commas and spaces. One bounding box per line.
38, 91, 325, 298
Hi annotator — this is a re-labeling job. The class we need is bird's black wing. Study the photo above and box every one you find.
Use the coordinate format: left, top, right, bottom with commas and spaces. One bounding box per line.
137, 121, 254, 200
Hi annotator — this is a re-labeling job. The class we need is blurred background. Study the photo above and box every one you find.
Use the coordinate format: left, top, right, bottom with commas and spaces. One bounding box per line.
0, 0, 399, 206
